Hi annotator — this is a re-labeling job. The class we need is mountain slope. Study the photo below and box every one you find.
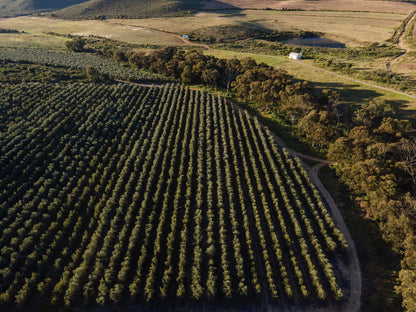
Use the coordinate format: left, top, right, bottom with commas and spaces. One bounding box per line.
0, 0, 88, 17
54, 0, 202, 19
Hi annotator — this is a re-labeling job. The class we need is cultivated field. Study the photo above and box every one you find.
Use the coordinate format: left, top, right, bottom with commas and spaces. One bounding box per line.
202, 0, 416, 14
0, 8, 409, 49
0, 83, 347, 309
0, 48, 164, 82
0, 17, 187, 47
114, 10, 406, 46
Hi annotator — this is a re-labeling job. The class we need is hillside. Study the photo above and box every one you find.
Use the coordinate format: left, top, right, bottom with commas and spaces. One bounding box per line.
54, 0, 201, 19
0, 0, 88, 17
0, 0, 201, 19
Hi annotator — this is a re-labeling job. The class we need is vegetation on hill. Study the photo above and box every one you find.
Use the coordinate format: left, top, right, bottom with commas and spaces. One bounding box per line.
189, 24, 320, 44
0, 0, 88, 17
328, 104, 416, 312
0, 28, 21, 33
54, 0, 201, 20
0, 82, 346, 309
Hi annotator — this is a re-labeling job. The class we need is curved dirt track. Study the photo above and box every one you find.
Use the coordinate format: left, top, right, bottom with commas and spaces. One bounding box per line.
309, 164, 362, 312
398, 11, 416, 51
388, 10, 416, 68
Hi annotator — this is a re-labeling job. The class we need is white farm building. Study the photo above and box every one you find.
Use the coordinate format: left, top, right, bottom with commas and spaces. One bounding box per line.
289, 52, 302, 60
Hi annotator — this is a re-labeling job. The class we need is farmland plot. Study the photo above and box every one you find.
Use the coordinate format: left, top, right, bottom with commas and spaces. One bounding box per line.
0, 83, 347, 309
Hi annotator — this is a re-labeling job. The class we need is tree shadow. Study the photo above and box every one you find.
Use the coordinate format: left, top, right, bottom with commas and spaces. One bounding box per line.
310, 81, 416, 124
311, 81, 381, 104
201, 0, 240, 10
395, 100, 416, 126
200, 0, 246, 16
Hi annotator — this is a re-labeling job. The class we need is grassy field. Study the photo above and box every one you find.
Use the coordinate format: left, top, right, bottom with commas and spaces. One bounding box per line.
0, 8, 407, 50
0, 33, 67, 49
0, 17, 186, 47
204, 49, 416, 119
115, 10, 406, 46
1, 13, 415, 119
202, 0, 416, 14
391, 52, 416, 78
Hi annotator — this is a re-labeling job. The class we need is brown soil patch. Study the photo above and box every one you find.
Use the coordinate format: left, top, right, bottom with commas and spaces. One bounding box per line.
396, 61, 416, 72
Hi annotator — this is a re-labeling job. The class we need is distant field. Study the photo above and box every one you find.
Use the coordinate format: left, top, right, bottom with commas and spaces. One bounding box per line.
0, 17, 186, 47
388, 52, 416, 79
0, 8, 408, 50
202, 0, 416, 14
114, 10, 406, 46
0, 33, 67, 49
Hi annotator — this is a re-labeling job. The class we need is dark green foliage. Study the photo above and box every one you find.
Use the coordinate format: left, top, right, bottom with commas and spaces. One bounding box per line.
0, 48, 166, 83
0, 28, 21, 33
85, 66, 109, 82
0, 60, 87, 83
188, 24, 320, 44
0, 83, 346, 309
328, 98, 416, 311
65, 37, 86, 52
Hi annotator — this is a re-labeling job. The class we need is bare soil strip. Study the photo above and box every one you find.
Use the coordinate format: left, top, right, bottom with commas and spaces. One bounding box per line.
388, 10, 416, 68
309, 164, 362, 312
398, 11, 416, 51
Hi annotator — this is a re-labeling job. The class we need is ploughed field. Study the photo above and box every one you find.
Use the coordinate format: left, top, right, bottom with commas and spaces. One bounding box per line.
0, 83, 347, 309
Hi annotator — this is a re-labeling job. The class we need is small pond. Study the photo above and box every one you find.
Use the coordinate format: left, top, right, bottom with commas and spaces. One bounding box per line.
282, 38, 346, 48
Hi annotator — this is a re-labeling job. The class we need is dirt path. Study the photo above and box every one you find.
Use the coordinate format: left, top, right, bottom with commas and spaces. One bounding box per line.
398, 11, 416, 51
387, 10, 416, 68
309, 163, 362, 312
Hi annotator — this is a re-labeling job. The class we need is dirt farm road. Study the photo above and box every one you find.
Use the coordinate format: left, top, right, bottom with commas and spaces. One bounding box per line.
398, 11, 416, 51
309, 163, 362, 312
